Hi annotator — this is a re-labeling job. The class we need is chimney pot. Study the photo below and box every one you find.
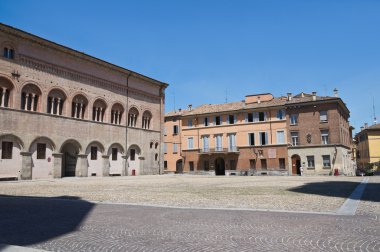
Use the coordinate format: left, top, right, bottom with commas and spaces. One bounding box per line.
287, 93, 292, 101
333, 88, 339, 97
312, 91, 317, 101
188, 104, 192, 111
257, 96, 261, 104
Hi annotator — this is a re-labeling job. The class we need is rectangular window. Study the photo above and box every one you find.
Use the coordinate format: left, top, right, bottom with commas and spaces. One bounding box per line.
258, 112, 266, 122
291, 132, 299, 146
247, 113, 254, 122
189, 161, 194, 171
307, 156, 315, 168
37, 143, 46, 159
173, 143, 178, 153
290, 114, 298, 125
321, 130, 329, 144
230, 160, 237, 170
163, 126, 167, 136
215, 135, 223, 151
261, 159, 267, 169
204, 117, 209, 126
322, 155, 331, 167
250, 159, 256, 169
276, 130, 285, 144
91, 146, 97, 160
173, 125, 178, 135
277, 109, 285, 120
163, 143, 167, 153
228, 134, 236, 151
248, 133, 255, 146
279, 158, 286, 169
187, 137, 194, 150
202, 136, 209, 152
1, 141, 13, 159
188, 119, 193, 127
228, 115, 235, 124
164, 161, 168, 169
204, 160, 209, 171
112, 148, 118, 161
259, 132, 268, 145
130, 149, 136, 161
215, 116, 221, 125
320, 111, 328, 122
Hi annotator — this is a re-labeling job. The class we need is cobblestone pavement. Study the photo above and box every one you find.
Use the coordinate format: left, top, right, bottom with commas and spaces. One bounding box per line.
0, 195, 379, 252
0, 175, 370, 213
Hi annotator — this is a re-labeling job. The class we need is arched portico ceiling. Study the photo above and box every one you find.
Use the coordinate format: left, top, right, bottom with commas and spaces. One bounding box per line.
85, 140, 105, 154
28, 136, 56, 152
107, 143, 125, 154
60, 139, 82, 153
0, 134, 25, 150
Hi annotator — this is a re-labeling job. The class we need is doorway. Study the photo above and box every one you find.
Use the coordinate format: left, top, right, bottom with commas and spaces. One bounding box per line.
291, 155, 301, 175
215, 157, 225, 176
176, 159, 183, 173
61, 142, 79, 177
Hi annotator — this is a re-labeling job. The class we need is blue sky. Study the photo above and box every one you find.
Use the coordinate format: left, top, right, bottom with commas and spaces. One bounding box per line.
1, 0, 380, 132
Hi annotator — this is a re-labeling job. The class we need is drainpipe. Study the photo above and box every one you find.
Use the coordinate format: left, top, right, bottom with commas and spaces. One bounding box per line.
125, 73, 131, 176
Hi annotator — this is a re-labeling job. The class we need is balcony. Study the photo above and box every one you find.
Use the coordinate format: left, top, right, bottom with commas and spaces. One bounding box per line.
200, 146, 239, 154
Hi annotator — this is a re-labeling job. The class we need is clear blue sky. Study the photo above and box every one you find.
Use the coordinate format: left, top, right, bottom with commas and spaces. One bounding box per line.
1, 0, 380, 132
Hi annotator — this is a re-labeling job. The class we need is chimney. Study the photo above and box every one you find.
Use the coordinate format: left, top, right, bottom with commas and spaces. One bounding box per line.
364, 123, 368, 129
333, 88, 339, 97
301, 92, 305, 98
257, 96, 261, 104
188, 104, 192, 111
312, 92, 317, 101
287, 93, 292, 101
360, 126, 364, 131
178, 108, 182, 112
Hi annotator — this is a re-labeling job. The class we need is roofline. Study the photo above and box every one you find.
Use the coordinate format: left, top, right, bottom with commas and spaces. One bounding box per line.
245, 93, 272, 97
285, 97, 350, 116
0, 23, 169, 88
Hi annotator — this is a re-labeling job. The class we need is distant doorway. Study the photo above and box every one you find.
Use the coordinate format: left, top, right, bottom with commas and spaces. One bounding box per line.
61, 142, 79, 177
176, 159, 183, 173
291, 155, 301, 175
215, 157, 225, 176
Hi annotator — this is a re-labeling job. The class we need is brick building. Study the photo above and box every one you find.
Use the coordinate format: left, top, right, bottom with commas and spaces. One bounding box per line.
164, 91, 355, 176
0, 23, 168, 180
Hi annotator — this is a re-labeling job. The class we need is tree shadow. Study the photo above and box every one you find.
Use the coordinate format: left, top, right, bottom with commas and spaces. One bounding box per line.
288, 180, 380, 203
0, 195, 94, 247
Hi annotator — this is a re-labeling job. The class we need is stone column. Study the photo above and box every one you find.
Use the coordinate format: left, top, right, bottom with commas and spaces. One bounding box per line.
74, 103, 78, 118
122, 155, 128, 176
0, 88, 6, 107
76, 154, 88, 177
52, 153, 63, 178
20, 152, 33, 180
100, 107, 103, 122
57, 98, 61, 115
50, 97, 55, 114
30, 93, 35, 111
79, 103, 83, 119
102, 155, 110, 176
24, 93, 29, 110
111, 110, 115, 124
116, 111, 119, 124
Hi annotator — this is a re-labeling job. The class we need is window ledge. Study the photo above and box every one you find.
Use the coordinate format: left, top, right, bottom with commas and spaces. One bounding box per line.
307, 167, 315, 170
323, 166, 331, 169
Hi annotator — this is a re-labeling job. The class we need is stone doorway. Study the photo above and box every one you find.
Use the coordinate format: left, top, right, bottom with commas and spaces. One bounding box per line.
61, 142, 79, 177
176, 159, 183, 173
291, 155, 301, 175
215, 157, 225, 176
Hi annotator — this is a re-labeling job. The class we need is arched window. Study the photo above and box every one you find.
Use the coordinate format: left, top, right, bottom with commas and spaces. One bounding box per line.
111, 103, 124, 125
128, 107, 139, 127
71, 94, 88, 119
21, 84, 42, 112
92, 99, 107, 122
3, 47, 14, 59
0, 77, 14, 108
142, 110, 152, 129
47, 89, 66, 115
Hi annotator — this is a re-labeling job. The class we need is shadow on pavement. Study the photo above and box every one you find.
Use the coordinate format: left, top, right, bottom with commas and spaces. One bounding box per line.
288, 180, 380, 203
0, 195, 94, 247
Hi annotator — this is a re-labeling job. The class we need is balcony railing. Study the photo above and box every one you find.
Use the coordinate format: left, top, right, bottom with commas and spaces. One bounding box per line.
200, 146, 239, 153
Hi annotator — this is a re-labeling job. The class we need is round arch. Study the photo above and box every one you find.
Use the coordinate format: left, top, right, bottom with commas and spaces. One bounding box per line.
0, 75, 15, 108
291, 154, 301, 175
28, 136, 56, 152
107, 143, 125, 155
0, 133, 25, 150
20, 82, 43, 112
47, 87, 68, 116
70, 92, 89, 119
85, 140, 105, 155
59, 139, 82, 153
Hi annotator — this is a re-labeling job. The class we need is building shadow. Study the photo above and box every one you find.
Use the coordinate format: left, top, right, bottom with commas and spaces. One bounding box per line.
0, 195, 94, 247
288, 180, 380, 203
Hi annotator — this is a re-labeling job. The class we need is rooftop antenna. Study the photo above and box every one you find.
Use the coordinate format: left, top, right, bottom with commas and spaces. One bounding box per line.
373, 96, 377, 125
225, 88, 228, 103
173, 92, 176, 112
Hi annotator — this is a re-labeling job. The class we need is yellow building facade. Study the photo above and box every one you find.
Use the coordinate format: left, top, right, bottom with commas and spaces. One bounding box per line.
356, 123, 380, 170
